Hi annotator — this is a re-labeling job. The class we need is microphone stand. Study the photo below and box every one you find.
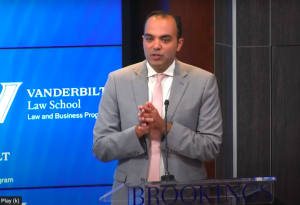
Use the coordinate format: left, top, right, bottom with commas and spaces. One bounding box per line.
161, 100, 176, 181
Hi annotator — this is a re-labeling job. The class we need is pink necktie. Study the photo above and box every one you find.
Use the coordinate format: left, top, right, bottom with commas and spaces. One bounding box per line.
147, 74, 167, 182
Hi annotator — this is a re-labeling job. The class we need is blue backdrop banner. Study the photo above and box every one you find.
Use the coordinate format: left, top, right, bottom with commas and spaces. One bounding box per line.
0, 0, 121, 48
0, 46, 121, 188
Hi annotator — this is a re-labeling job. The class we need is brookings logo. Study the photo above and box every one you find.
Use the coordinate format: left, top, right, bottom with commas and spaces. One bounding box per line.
0, 82, 22, 123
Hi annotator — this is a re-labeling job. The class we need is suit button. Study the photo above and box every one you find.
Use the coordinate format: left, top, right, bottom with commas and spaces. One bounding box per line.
145, 155, 148, 160
141, 178, 145, 183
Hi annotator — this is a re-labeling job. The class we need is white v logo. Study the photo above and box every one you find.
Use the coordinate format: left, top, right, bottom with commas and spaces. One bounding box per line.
0, 82, 22, 123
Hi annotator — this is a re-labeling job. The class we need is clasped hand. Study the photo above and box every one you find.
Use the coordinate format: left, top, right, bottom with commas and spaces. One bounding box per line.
135, 102, 165, 138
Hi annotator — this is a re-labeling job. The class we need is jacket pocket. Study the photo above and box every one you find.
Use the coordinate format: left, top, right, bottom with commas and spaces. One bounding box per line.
114, 169, 127, 183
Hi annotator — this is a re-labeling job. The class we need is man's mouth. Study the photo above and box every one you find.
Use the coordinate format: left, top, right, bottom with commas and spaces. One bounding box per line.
151, 54, 162, 60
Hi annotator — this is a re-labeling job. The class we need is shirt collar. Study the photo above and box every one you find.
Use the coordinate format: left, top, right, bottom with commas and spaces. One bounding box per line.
147, 60, 175, 77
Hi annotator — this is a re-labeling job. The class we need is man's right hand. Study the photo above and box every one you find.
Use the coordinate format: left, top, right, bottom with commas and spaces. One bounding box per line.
135, 105, 153, 138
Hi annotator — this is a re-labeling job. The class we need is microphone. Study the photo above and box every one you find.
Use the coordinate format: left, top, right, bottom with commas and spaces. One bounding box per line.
161, 100, 176, 181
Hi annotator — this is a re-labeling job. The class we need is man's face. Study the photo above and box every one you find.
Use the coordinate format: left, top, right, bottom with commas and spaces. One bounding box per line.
143, 16, 183, 71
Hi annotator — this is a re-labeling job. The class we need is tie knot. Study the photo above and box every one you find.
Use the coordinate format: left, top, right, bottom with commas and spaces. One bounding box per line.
156, 74, 167, 83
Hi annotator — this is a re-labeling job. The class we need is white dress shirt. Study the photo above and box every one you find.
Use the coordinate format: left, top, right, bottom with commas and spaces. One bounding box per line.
147, 60, 175, 177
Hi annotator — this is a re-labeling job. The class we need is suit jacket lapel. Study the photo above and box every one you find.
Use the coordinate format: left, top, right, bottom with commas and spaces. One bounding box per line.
131, 60, 148, 112
167, 60, 189, 122
131, 61, 150, 150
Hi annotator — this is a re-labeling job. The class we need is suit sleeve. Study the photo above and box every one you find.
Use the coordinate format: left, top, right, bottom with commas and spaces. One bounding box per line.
92, 73, 145, 162
161, 74, 223, 161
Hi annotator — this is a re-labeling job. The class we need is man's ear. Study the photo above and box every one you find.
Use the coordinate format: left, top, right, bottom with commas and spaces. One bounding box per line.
177, 38, 184, 52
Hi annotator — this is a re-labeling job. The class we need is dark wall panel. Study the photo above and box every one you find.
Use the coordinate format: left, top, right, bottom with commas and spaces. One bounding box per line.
215, 44, 233, 178
271, 0, 300, 46
236, 0, 270, 46
215, 0, 232, 46
237, 47, 270, 177
169, 0, 214, 73
215, 0, 300, 204
272, 46, 300, 205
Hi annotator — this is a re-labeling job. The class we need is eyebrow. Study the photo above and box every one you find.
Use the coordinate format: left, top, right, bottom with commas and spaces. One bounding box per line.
144, 33, 172, 38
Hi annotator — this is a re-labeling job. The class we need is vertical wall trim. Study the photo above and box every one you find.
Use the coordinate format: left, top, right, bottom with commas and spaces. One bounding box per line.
269, 0, 272, 177
232, 0, 237, 178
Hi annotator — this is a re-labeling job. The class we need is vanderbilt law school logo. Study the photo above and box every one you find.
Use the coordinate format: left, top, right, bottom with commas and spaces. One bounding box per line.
0, 82, 22, 123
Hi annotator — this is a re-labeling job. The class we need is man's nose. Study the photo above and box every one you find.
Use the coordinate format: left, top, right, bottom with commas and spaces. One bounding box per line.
153, 39, 162, 50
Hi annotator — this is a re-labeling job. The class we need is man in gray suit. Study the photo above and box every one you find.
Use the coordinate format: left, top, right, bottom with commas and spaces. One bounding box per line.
93, 10, 222, 203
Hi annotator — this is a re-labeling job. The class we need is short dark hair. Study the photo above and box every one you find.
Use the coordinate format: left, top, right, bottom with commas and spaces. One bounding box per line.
144, 10, 182, 40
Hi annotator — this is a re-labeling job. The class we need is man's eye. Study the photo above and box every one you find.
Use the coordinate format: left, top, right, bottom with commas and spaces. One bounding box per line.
146, 37, 153, 41
162, 38, 171, 42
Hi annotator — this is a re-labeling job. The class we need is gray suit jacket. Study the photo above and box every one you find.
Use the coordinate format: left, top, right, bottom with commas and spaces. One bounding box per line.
93, 60, 222, 188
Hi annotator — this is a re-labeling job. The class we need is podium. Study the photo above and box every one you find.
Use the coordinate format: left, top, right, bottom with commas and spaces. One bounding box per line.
99, 177, 276, 204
